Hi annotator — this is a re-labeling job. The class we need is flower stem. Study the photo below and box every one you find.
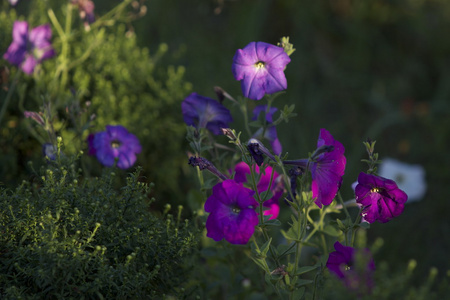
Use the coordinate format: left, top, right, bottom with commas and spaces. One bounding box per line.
0, 70, 21, 127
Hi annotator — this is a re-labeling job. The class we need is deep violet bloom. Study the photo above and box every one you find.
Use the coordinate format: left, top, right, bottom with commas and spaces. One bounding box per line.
181, 92, 233, 135
310, 129, 346, 208
87, 125, 142, 169
233, 161, 284, 220
205, 179, 258, 244
284, 129, 346, 208
326, 241, 375, 293
355, 172, 408, 223
3, 21, 55, 75
232, 42, 291, 100
252, 105, 282, 155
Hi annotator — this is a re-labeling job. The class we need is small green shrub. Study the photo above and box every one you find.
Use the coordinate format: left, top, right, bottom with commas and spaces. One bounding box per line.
0, 156, 198, 299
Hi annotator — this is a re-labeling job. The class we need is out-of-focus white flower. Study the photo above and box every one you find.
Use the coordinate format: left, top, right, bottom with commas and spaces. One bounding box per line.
378, 158, 426, 203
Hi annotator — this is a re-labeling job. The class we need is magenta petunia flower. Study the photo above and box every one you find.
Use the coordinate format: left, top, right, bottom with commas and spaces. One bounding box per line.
252, 105, 282, 155
310, 129, 346, 208
204, 179, 259, 244
232, 42, 291, 100
326, 241, 375, 293
181, 92, 233, 135
233, 161, 284, 220
87, 125, 142, 169
355, 172, 408, 223
3, 21, 55, 75
283, 129, 346, 208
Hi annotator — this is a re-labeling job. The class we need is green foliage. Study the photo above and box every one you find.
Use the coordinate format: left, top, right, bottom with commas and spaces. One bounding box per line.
0, 159, 198, 299
0, 1, 192, 202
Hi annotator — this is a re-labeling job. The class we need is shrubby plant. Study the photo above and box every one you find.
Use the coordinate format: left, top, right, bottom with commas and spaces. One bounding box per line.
0, 151, 198, 299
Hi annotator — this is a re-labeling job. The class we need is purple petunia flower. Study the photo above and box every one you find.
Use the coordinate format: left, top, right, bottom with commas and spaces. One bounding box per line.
205, 179, 259, 244
252, 105, 282, 155
232, 41, 291, 100
283, 129, 346, 208
326, 241, 375, 293
87, 125, 142, 169
355, 172, 408, 223
3, 21, 55, 75
181, 92, 233, 135
233, 161, 284, 220
310, 129, 346, 208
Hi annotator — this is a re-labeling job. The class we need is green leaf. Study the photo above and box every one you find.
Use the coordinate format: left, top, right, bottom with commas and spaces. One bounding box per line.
294, 264, 319, 276
260, 238, 272, 257
291, 287, 305, 299
321, 224, 341, 237
264, 218, 281, 227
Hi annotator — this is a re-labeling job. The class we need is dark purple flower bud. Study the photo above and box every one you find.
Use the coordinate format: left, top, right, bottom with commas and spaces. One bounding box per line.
205, 179, 258, 244
232, 42, 291, 100
326, 241, 375, 294
287, 167, 303, 200
87, 125, 142, 169
252, 105, 282, 155
355, 172, 408, 223
247, 138, 276, 166
181, 92, 233, 135
233, 162, 284, 219
3, 21, 55, 75
188, 156, 228, 181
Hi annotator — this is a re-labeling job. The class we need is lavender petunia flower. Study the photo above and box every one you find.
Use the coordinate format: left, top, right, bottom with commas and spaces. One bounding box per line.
87, 125, 142, 169
326, 241, 375, 293
355, 172, 408, 223
204, 179, 258, 244
3, 21, 55, 75
42, 143, 57, 161
232, 42, 291, 100
233, 161, 284, 220
181, 92, 233, 135
310, 129, 346, 208
252, 105, 282, 155
9, 0, 19, 6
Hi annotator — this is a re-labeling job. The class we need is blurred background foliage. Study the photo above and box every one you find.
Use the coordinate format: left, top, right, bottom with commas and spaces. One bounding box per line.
1, 0, 449, 297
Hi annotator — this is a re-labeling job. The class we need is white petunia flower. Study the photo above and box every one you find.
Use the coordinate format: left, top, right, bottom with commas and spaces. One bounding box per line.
378, 158, 426, 203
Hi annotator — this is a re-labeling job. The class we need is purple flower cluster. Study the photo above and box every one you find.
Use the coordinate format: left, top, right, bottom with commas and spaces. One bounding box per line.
87, 125, 142, 169
205, 179, 259, 244
3, 21, 55, 75
232, 42, 290, 100
326, 241, 375, 293
233, 161, 284, 220
355, 172, 408, 223
181, 93, 233, 135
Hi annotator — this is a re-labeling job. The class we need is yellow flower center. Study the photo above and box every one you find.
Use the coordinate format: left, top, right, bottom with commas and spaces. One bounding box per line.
111, 140, 121, 148
255, 61, 265, 69
370, 187, 380, 193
